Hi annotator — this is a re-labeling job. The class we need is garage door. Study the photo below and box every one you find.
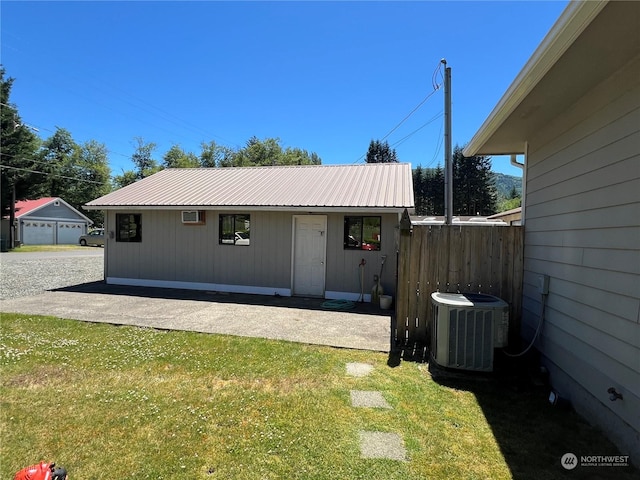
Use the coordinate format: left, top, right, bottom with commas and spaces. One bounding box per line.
22, 221, 55, 245
57, 222, 83, 244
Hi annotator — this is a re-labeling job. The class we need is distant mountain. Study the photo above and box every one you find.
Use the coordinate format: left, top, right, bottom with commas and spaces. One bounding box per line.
492, 172, 522, 200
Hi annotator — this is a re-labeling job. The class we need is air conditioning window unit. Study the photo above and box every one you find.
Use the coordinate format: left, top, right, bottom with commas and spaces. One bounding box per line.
431, 292, 509, 372
181, 210, 204, 224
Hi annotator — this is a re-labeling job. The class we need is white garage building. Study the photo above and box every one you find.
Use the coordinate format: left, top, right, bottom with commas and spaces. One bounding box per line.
14, 197, 92, 245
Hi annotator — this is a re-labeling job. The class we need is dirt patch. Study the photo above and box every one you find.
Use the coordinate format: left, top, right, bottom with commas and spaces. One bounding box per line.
3, 364, 77, 389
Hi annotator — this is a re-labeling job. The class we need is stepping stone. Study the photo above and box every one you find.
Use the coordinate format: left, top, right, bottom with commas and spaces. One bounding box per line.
350, 390, 392, 409
346, 362, 374, 377
359, 431, 407, 461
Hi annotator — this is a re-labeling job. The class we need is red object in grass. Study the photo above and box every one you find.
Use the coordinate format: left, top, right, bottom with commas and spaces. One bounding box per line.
13, 462, 67, 480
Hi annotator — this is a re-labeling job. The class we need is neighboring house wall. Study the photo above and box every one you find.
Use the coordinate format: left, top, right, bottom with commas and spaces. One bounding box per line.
522, 55, 639, 455
30, 201, 89, 221
487, 208, 522, 226
104, 210, 398, 299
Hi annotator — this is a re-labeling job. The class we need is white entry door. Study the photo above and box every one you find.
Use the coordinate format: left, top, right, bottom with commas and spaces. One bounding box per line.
293, 215, 327, 297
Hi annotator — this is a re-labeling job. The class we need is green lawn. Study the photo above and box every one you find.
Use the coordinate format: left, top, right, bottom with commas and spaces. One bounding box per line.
0, 314, 634, 479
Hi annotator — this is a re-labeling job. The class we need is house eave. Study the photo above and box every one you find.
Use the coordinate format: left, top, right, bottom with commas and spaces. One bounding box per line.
463, 0, 608, 157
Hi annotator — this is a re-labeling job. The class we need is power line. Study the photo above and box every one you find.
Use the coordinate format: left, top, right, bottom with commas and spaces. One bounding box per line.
0, 164, 106, 184
3, 40, 243, 152
391, 112, 443, 149
425, 120, 444, 169
354, 60, 445, 164
380, 88, 441, 144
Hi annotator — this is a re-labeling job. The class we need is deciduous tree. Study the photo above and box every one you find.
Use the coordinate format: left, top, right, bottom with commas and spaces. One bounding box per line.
113, 137, 161, 188
163, 144, 199, 169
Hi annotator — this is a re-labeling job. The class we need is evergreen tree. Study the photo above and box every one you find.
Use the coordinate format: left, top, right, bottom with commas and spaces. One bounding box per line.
1, 69, 42, 247
427, 165, 445, 215
365, 139, 398, 163
413, 165, 426, 215
452, 145, 497, 216
413, 148, 497, 217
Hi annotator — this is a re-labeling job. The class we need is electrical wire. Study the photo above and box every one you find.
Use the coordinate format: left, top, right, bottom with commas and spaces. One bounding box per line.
0, 152, 109, 171
0, 164, 105, 184
380, 88, 441, 145
503, 294, 547, 358
425, 122, 444, 168
432, 61, 444, 91
391, 112, 443, 149
354, 60, 445, 164
2, 40, 243, 155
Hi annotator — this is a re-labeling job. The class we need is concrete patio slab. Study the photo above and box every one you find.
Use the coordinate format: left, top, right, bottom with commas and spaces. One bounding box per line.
0, 283, 392, 352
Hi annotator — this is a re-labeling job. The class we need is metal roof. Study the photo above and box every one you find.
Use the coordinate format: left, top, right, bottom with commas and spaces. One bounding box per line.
14, 197, 58, 217
13, 197, 92, 222
86, 163, 415, 212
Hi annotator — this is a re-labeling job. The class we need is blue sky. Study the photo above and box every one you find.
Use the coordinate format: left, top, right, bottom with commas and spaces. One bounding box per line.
2, 1, 568, 177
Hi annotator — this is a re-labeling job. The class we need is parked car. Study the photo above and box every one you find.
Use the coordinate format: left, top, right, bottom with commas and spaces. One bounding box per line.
346, 235, 377, 251
79, 229, 105, 247
235, 231, 250, 245
220, 231, 250, 245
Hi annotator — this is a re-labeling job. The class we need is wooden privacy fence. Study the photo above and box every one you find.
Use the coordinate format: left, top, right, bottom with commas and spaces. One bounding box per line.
394, 223, 524, 350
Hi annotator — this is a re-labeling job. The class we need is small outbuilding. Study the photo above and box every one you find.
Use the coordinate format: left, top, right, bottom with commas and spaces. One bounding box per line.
11, 197, 92, 245
85, 163, 414, 302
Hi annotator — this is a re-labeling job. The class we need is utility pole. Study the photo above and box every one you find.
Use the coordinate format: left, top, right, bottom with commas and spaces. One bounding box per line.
443, 59, 453, 224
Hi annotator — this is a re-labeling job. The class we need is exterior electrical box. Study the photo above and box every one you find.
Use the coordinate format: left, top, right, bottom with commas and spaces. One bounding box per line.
431, 292, 509, 372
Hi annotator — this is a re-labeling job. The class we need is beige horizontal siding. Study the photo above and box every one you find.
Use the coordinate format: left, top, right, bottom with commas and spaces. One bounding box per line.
105, 210, 399, 298
522, 55, 640, 442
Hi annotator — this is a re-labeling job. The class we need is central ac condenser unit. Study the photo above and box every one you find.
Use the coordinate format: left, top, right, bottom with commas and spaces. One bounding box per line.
431, 292, 509, 372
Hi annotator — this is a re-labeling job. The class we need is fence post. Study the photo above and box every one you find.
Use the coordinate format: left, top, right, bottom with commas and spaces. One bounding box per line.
394, 210, 412, 349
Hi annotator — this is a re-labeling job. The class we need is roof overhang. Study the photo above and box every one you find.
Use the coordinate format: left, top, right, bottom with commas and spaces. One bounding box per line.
84, 205, 410, 214
464, 0, 639, 157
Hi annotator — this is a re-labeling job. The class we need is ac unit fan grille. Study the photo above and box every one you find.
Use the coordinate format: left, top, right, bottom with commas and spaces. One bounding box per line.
447, 308, 493, 371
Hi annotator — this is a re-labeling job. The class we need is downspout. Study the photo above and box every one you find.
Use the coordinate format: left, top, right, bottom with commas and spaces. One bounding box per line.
509, 154, 523, 169
510, 143, 527, 226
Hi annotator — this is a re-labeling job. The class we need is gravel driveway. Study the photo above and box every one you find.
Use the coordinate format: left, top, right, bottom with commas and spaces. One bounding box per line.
0, 249, 104, 300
